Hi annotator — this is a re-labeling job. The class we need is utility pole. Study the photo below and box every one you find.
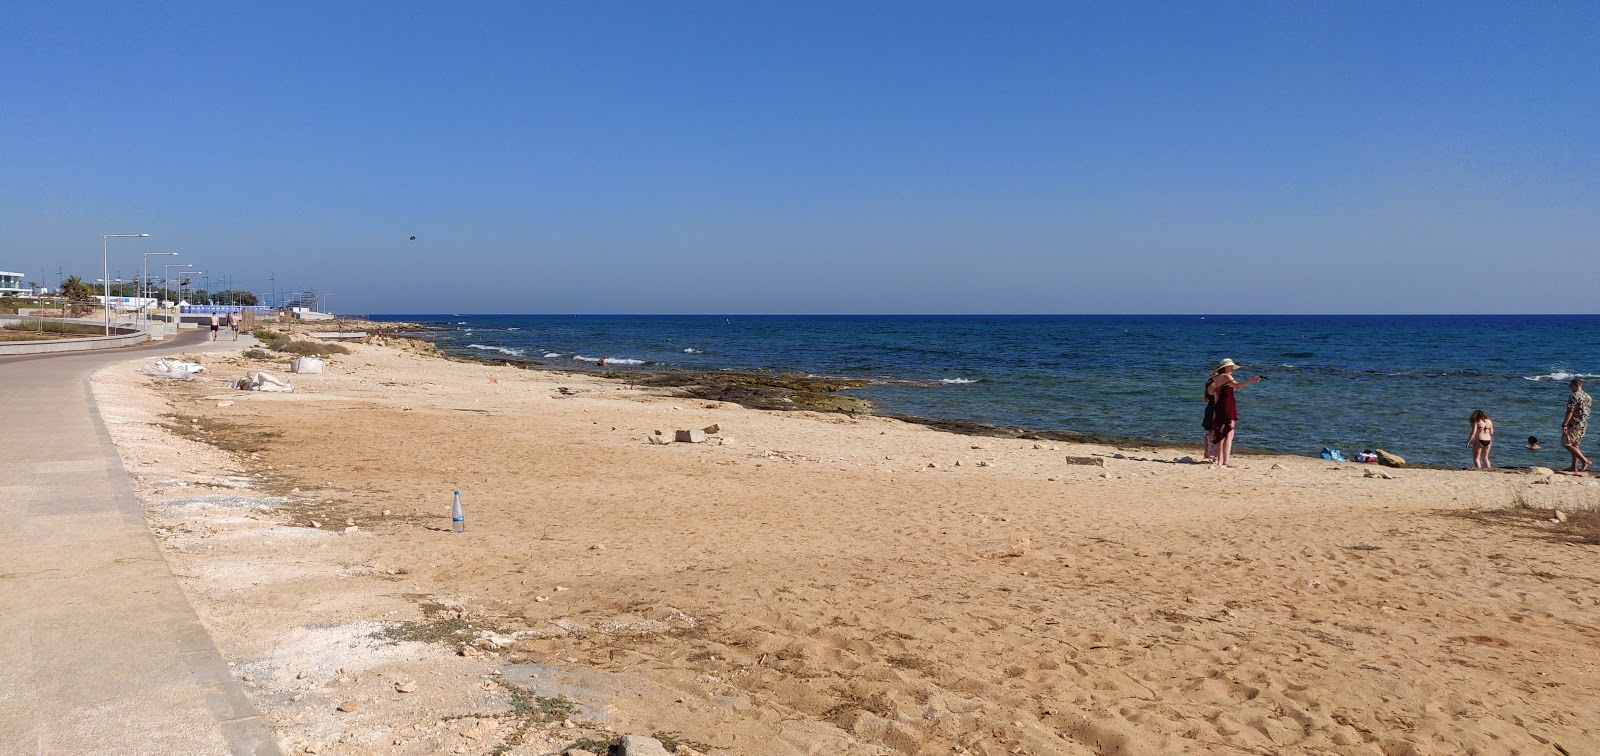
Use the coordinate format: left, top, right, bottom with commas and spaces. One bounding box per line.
269, 272, 276, 309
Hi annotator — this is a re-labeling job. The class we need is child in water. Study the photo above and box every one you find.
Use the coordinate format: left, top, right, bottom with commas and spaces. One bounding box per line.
1468, 410, 1494, 469
1526, 436, 1541, 450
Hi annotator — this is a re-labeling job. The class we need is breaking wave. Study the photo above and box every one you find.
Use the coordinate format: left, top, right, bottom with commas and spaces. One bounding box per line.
1523, 371, 1600, 382
467, 344, 525, 357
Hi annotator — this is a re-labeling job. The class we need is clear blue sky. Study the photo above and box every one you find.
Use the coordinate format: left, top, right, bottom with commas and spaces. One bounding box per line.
2, 2, 1595, 313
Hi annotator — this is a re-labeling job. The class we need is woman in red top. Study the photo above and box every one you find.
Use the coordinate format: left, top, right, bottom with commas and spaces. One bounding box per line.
1206, 358, 1266, 468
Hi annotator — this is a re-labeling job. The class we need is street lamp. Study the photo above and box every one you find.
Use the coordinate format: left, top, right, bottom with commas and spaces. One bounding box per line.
103, 233, 150, 334
142, 252, 177, 327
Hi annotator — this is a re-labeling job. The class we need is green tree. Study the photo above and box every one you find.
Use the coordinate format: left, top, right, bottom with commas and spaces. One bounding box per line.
60, 276, 93, 301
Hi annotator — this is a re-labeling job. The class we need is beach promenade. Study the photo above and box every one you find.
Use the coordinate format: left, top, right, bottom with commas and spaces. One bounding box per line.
0, 331, 279, 755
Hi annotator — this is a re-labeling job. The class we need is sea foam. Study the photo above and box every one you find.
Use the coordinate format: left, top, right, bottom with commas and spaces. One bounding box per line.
467, 344, 525, 357
1523, 371, 1600, 382
574, 355, 646, 365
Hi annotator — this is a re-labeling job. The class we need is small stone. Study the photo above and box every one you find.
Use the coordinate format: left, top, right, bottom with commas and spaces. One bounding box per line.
310, 520, 321, 528
1527, 466, 1556, 476
241, 674, 253, 682
395, 681, 417, 693
702, 423, 720, 434
296, 671, 308, 679
588, 543, 606, 551
396, 566, 411, 574
304, 742, 323, 754
459, 645, 480, 657
382, 509, 391, 516
555, 585, 570, 592
1033, 443, 1045, 450
291, 487, 301, 493
953, 460, 962, 467
1270, 463, 1286, 470
647, 433, 671, 445
674, 429, 707, 443
290, 694, 304, 702
976, 460, 992, 467
336, 700, 357, 713
343, 526, 358, 534
535, 596, 549, 602
1374, 449, 1406, 468
217, 400, 235, 408
345, 518, 355, 526
1555, 510, 1569, 523
971, 444, 985, 449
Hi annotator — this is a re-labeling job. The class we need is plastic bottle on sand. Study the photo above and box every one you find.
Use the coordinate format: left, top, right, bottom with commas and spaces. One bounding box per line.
451, 490, 465, 534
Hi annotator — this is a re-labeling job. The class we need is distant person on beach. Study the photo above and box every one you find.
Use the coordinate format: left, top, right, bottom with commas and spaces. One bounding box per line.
1525, 436, 1541, 450
1467, 410, 1494, 469
227, 311, 240, 341
1561, 378, 1591, 472
208, 312, 220, 341
1206, 358, 1266, 469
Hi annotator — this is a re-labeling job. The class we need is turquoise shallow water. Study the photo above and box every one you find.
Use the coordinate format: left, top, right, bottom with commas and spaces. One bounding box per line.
373, 314, 1600, 468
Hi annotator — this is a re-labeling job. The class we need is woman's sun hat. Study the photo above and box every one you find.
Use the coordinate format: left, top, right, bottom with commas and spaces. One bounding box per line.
1216, 358, 1238, 370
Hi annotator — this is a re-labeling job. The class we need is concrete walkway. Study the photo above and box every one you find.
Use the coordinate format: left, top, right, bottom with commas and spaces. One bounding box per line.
0, 331, 280, 755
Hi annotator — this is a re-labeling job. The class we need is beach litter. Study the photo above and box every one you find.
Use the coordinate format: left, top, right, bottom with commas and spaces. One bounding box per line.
674, 429, 707, 443
289, 356, 324, 374
234, 371, 294, 392
1063, 456, 1106, 467
139, 357, 208, 379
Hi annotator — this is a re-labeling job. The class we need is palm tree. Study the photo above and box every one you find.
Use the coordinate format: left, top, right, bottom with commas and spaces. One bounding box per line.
60, 276, 93, 301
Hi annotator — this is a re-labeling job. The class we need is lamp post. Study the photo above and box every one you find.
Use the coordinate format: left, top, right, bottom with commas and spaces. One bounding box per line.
103, 233, 150, 334
142, 252, 177, 328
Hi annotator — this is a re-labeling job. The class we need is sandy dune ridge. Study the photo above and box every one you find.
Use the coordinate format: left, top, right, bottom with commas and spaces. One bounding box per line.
91, 339, 1600, 755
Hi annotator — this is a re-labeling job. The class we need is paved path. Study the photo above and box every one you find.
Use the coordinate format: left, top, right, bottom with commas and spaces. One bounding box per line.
0, 331, 280, 755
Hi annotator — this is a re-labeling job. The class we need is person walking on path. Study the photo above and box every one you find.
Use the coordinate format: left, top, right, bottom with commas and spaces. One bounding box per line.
1467, 410, 1494, 469
1561, 378, 1591, 472
227, 310, 240, 341
1206, 358, 1266, 469
208, 312, 220, 342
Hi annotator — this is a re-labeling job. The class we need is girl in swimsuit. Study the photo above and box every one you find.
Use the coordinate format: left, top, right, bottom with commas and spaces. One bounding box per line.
1468, 410, 1494, 469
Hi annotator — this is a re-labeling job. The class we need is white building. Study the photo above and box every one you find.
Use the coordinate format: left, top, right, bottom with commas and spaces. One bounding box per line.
0, 271, 26, 296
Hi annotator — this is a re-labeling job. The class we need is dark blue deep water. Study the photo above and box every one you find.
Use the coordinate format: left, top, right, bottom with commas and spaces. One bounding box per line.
372, 314, 1600, 468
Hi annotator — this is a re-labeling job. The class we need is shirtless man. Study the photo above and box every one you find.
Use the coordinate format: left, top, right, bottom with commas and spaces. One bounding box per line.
227, 311, 240, 341
208, 312, 220, 341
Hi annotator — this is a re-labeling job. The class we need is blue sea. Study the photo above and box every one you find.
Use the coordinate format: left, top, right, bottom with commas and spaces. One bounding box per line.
372, 314, 1600, 468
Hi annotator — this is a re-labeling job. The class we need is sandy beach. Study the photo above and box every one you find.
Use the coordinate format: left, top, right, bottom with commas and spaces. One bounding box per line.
90, 335, 1600, 755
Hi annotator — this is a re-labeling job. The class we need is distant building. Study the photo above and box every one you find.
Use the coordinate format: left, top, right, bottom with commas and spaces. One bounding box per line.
0, 271, 26, 296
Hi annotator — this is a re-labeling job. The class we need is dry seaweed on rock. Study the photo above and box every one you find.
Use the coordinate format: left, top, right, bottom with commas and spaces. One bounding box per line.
612, 371, 874, 414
